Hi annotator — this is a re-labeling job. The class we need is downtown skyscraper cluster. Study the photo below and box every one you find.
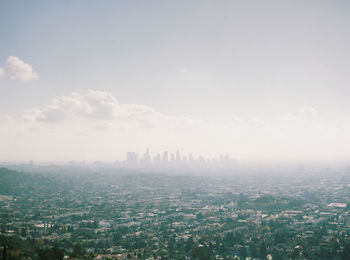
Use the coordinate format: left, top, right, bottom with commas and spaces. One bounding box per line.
126, 149, 237, 167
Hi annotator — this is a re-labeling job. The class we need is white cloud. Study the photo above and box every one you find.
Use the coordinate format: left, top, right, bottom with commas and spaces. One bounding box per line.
1, 56, 38, 81
22, 90, 201, 130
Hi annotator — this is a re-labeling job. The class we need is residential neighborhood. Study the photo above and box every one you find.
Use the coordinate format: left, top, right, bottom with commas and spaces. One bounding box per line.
1, 165, 350, 259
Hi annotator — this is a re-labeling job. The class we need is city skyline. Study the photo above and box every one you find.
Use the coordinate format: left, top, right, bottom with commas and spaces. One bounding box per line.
126, 149, 237, 167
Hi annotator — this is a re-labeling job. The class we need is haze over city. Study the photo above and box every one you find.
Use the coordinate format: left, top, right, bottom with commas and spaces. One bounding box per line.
4, 2, 350, 260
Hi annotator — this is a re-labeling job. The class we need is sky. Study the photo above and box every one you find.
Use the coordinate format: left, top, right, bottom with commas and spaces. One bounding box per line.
1, 0, 350, 162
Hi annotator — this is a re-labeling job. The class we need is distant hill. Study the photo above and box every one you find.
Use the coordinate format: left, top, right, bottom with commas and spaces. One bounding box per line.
0, 167, 32, 196
0, 167, 23, 177
0, 167, 74, 197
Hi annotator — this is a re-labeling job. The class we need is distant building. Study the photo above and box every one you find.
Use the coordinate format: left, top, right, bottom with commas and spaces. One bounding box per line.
153, 154, 161, 164
188, 154, 194, 163
126, 152, 138, 165
176, 150, 181, 162
162, 151, 168, 164
142, 148, 151, 164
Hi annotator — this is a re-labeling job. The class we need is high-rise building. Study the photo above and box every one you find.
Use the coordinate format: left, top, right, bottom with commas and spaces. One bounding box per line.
198, 156, 206, 165
142, 148, 151, 164
176, 150, 181, 163
126, 152, 138, 165
162, 151, 168, 164
154, 154, 161, 164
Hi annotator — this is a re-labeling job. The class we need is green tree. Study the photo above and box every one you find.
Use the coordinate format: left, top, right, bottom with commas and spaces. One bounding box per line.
260, 242, 267, 259
3, 245, 8, 260
240, 246, 247, 259
71, 244, 83, 258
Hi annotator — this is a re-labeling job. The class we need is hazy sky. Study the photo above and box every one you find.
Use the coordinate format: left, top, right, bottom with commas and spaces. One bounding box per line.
1, 1, 350, 162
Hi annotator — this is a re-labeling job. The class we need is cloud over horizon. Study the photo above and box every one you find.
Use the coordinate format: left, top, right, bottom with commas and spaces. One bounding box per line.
23, 90, 203, 129
0, 89, 347, 162
0, 56, 38, 81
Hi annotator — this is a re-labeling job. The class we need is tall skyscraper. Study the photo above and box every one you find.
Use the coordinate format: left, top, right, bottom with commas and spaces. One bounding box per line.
162, 151, 168, 164
126, 152, 138, 165
142, 148, 151, 164
176, 150, 181, 163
